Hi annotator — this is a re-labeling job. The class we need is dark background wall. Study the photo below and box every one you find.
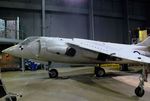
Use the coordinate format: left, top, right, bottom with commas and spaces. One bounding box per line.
0, 0, 149, 43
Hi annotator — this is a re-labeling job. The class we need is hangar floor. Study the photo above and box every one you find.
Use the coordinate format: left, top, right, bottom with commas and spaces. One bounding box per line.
0, 67, 150, 101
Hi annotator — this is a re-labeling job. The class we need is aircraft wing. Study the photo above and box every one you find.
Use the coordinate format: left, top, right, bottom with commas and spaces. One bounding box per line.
68, 38, 150, 64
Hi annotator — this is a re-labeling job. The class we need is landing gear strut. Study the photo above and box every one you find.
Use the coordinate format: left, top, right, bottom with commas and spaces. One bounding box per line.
135, 66, 148, 97
135, 75, 145, 97
94, 66, 105, 77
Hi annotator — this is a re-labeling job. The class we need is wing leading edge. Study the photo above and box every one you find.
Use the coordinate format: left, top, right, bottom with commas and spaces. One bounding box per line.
68, 38, 150, 64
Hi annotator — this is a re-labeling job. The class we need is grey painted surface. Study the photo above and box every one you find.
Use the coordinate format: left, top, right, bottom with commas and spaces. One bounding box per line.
94, 16, 123, 43
20, 12, 41, 37
129, 20, 145, 30
46, 13, 88, 39
128, 0, 146, 17
0, 0, 149, 43
46, 0, 88, 8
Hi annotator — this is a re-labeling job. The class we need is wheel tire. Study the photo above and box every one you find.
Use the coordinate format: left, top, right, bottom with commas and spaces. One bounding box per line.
135, 86, 145, 97
95, 67, 105, 77
48, 69, 58, 78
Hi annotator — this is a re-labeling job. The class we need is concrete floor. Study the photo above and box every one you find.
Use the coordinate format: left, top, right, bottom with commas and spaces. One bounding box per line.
0, 67, 150, 101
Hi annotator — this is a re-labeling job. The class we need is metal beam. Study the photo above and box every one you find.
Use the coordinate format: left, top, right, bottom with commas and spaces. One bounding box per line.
88, 0, 94, 40
0, 38, 22, 44
16, 17, 20, 39
0, 1, 146, 21
0, 1, 87, 14
4, 20, 7, 38
123, 0, 129, 44
21, 58, 25, 72
41, 0, 45, 36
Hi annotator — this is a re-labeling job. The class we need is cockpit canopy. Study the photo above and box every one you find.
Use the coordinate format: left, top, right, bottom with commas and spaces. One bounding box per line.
19, 37, 39, 45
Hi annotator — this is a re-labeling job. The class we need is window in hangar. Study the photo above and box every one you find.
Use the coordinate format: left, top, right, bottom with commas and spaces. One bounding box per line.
0, 17, 19, 39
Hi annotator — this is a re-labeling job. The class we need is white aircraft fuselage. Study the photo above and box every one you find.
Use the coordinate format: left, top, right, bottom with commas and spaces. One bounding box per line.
2, 37, 150, 64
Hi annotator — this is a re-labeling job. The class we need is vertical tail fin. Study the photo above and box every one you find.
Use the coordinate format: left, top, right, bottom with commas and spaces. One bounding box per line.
137, 36, 150, 46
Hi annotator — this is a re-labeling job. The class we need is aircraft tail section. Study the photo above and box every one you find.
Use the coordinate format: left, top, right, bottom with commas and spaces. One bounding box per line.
137, 36, 150, 46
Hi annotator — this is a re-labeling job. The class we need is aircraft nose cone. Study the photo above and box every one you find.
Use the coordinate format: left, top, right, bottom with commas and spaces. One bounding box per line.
2, 46, 15, 54
2, 48, 7, 53
2, 48, 12, 54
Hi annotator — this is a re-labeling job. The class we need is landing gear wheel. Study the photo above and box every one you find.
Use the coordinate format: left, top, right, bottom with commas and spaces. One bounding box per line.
135, 86, 145, 97
48, 69, 58, 78
95, 67, 105, 77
